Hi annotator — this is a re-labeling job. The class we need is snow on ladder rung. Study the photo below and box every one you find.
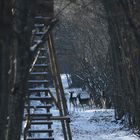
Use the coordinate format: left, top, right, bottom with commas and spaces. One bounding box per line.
28, 96, 52, 101
28, 80, 49, 83
30, 72, 48, 75
31, 121, 53, 125
28, 88, 49, 92
24, 105, 52, 109
25, 113, 52, 117
38, 56, 48, 59
34, 16, 52, 20
34, 24, 45, 27
27, 129, 53, 133
33, 40, 45, 43
34, 64, 49, 67
39, 48, 48, 51
27, 137, 54, 140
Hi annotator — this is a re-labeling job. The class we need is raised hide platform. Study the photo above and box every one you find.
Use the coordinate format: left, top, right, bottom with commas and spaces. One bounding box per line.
35, 0, 54, 17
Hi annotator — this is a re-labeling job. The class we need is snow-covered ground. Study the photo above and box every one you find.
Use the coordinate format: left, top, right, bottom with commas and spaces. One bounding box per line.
21, 74, 140, 140
54, 108, 139, 140
51, 74, 140, 140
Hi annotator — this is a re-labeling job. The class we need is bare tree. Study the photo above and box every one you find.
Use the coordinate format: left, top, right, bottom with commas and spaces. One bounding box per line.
0, 1, 35, 140
102, 0, 140, 131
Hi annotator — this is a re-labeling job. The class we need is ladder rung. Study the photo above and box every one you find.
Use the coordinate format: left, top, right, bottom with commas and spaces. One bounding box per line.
34, 24, 45, 27
25, 118, 49, 121
24, 116, 70, 121
33, 40, 45, 43
31, 121, 53, 125
34, 64, 49, 67
27, 137, 54, 140
28, 80, 49, 83
39, 48, 48, 51
28, 96, 52, 101
25, 105, 52, 109
30, 72, 48, 75
25, 113, 52, 117
34, 16, 52, 20
28, 129, 53, 133
28, 88, 49, 92
38, 56, 48, 59
51, 116, 70, 121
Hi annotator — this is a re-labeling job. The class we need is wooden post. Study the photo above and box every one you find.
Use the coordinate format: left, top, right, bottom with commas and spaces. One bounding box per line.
47, 37, 68, 140
47, 33, 72, 140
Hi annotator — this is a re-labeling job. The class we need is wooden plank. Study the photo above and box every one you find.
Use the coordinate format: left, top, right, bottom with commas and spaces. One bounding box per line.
38, 56, 48, 59
28, 129, 53, 133
33, 40, 45, 44
25, 113, 52, 117
31, 121, 53, 125
34, 32, 45, 36
34, 24, 45, 27
30, 72, 48, 75
29, 96, 52, 101
47, 34, 72, 140
24, 116, 70, 121
34, 64, 49, 67
27, 138, 54, 140
24, 105, 52, 109
28, 80, 49, 83
51, 116, 70, 121
47, 34, 68, 140
28, 88, 49, 92
39, 48, 48, 51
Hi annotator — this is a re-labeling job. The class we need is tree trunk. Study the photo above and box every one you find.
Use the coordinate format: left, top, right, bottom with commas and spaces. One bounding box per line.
102, 0, 140, 130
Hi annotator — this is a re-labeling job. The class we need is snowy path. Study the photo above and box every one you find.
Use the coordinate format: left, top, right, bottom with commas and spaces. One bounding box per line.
52, 75, 140, 140
21, 75, 140, 140
53, 106, 139, 140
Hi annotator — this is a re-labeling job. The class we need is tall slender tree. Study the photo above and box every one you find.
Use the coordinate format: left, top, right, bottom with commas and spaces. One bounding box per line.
0, 0, 35, 140
102, 0, 140, 130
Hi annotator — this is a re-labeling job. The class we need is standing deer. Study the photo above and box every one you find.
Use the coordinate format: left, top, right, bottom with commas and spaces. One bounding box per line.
100, 91, 112, 109
89, 93, 95, 106
100, 91, 108, 109
77, 93, 92, 110
69, 91, 77, 109
93, 93, 102, 108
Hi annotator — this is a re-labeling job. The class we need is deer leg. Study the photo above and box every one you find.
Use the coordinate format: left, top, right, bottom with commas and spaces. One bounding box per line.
69, 100, 71, 109
80, 104, 82, 112
79, 104, 81, 111
73, 103, 75, 111
90, 100, 93, 109
89, 101, 91, 109
77, 102, 80, 112
71, 102, 72, 109
104, 98, 107, 109
82, 104, 84, 111
75, 101, 78, 111
73, 102, 75, 111
91, 101, 93, 109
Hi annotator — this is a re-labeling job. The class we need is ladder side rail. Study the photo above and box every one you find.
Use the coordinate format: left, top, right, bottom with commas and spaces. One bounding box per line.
47, 36, 68, 140
48, 33, 72, 140
48, 34, 68, 115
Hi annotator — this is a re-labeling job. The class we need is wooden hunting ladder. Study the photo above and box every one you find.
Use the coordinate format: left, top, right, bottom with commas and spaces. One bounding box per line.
22, 1, 72, 140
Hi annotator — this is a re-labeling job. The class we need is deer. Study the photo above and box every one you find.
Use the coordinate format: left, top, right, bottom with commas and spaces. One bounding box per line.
77, 93, 92, 111
94, 95, 102, 108
100, 90, 111, 109
69, 91, 77, 109
89, 93, 95, 106
100, 91, 112, 109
